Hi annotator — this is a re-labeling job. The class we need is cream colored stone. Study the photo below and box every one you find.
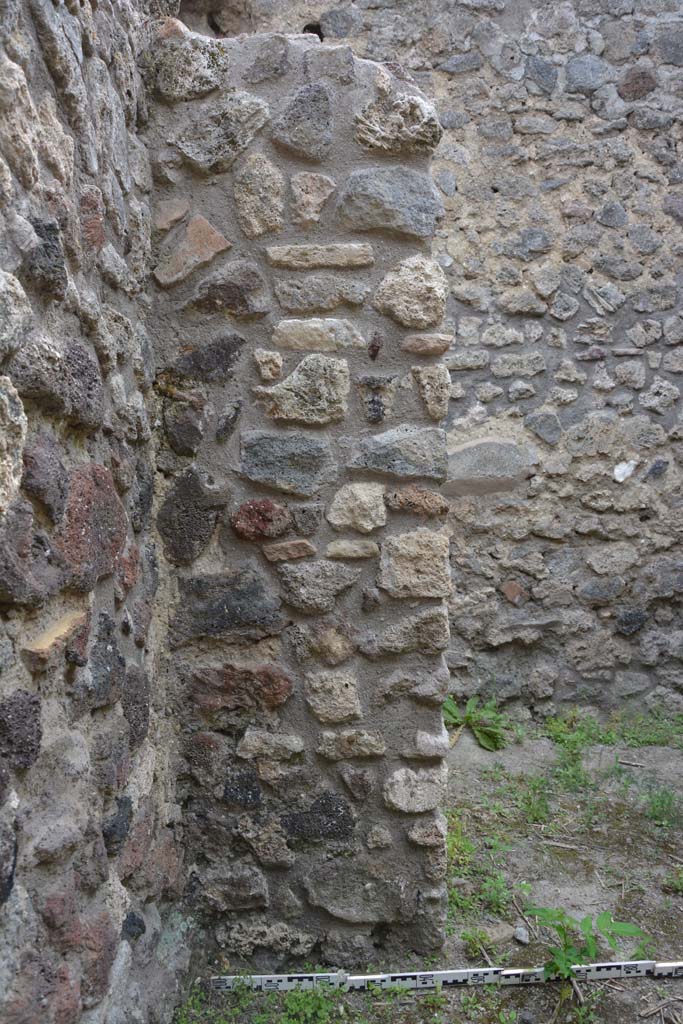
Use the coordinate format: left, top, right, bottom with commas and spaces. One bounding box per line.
326, 540, 379, 559
272, 318, 365, 352
290, 172, 336, 226
317, 730, 386, 760
377, 528, 451, 598
326, 482, 386, 534
366, 825, 393, 849
382, 765, 447, 813
266, 243, 374, 270
234, 152, 285, 238
262, 539, 316, 562
253, 348, 283, 380
254, 354, 349, 425
237, 727, 304, 760
304, 670, 362, 723
412, 364, 451, 421
0, 376, 26, 514
373, 255, 447, 328
400, 333, 452, 355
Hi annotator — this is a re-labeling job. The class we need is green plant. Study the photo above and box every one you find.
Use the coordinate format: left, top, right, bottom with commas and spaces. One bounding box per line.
461, 927, 492, 960
526, 907, 649, 980
663, 867, 683, 895
517, 776, 551, 824
498, 1011, 518, 1024
645, 786, 681, 828
443, 696, 510, 751
281, 988, 336, 1024
480, 871, 511, 915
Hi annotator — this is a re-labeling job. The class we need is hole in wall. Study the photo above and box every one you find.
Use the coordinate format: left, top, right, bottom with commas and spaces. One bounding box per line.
178, 0, 251, 37
303, 22, 325, 41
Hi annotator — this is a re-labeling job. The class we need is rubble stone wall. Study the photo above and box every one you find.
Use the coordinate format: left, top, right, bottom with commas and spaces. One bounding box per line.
145, 21, 451, 971
2, 0, 683, 1021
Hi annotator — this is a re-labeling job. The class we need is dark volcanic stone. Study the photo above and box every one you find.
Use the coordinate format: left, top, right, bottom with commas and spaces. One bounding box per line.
244, 34, 289, 83
56, 464, 127, 592
172, 333, 245, 383
228, 498, 292, 541
281, 791, 354, 841
617, 66, 657, 101
156, 468, 227, 565
525, 55, 557, 94
77, 613, 125, 710
121, 664, 150, 749
272, 83, 333, 161
216, 401, 242, 443
337, 167, 444, 240
121, 910, 146, 940
0, 500, 64, 607
186, 260, 269, 319
187, 662, 294, 713
102, 796, 133, 856
525, 411, 562, 445
222, 768, 262, 809
21, 432, 68, 523
22, 220, 68, 300
0, 818, 17, 905
171, 567, 284, 647
615, 609, 648, 636
240, 430, 337, 496
8, 337, 105, 432
164, 401, 205, 456
0, 689, 42, 770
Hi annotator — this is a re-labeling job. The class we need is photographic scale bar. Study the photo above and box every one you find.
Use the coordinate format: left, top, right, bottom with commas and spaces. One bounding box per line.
211, 960, 683, 993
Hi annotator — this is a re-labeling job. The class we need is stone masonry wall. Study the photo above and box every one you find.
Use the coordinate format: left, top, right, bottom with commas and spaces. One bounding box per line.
0, 3, 188, 1024
189, 0, 683, 720
145, 21, 452, 969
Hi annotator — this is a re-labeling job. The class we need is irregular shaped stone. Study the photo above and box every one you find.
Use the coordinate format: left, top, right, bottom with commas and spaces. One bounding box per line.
236, 814, 294, 867
121, 664, 150, 749
152, 35, 230, 101
244, 34, 290, 83
586, 543, 639, 576
153, 215, 230, 287
525, 411, 562, 446
0, 377, 26, 515
359, 606, 450, 658
171, 568, 284, 647
164, 400, 206, 456
266, 244, 373, 270
75, 612, 124, 711
21, 219, 67, 300
326, 539, 379, 559
304, 861, 399, 923
337, 168, 443, 240
254, 354, 349, 425
253, 349, 282, 381
229, 499, 292, 541
401, 334, 452, 356
21, 609, 88, 674
186, 260, 269, 319
294, 622, 355, 667
347, 426, 448, 482
412, 364, 451, 421
156, 468, 227, 565
291, 172, 336, 226
326, 482, 386, 534
281, 791, 355, 842
566, 54, 612, 95
102, 796, 133, 856
262, 539, 315, 562
240, 431, 337, 496
172, 333, 245, 383
378, 529, 451, 599
0, 500, 63, 606
384, 485, 449, 518
491, 352, 546, 378
383, 765, 446, 813
272, 84, 332, 161
0, 689, 41, 770
640, 377, 680, 415
444, 439, 538, 496
355, 93, 442, 153
373, 256, 447, 328
56, 464, 127, 592
274, 275, 368, 314
278, 560, 360, 614
175, 92, 270, 173
154, 198, 189, 232
304, 671, 361, 723
618, 66, 657, 101
203, 864, 268, 912
407, 814, 448, 847
7, 335, 104, 432
273, 318, 365, 351
0, 271, 32, 360
357, 374, 397, 424
20, 431, 67, 522
220, 920, 315, 957
317, 730, 386, 760
233, 152, 284, 238
237, 727, 303, 760
187, 662, 293, 713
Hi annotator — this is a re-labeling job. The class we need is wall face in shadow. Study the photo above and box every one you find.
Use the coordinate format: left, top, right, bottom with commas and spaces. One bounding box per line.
145, 21, 451, 969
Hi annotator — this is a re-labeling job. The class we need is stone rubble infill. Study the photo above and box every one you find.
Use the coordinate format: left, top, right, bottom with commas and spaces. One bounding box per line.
146, 26, 452, 971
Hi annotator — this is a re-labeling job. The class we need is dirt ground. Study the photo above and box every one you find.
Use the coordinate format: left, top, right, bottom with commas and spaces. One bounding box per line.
178, 711, 683, 1024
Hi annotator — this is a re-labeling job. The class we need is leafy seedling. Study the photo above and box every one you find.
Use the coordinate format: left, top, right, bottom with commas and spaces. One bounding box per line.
443, 696, 509, 751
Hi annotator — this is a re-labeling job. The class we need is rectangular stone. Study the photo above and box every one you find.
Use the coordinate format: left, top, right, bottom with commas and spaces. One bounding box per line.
272, 318, 365, 351
266, 243, 374, 269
